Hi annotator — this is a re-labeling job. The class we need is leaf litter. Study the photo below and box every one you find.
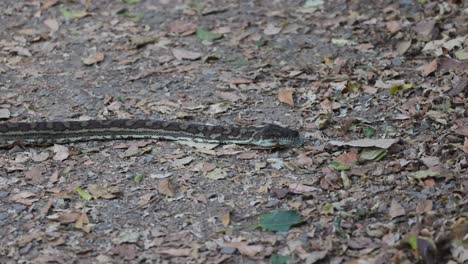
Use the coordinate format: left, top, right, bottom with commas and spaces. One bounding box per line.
0, 0, 466, 263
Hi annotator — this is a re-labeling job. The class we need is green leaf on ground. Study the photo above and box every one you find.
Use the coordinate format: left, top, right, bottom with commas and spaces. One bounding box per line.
61, 8, 89, 19
253, 40, 267, 47
196, 27, 223, 42
269, 254, 288, 264
407, 234, 437, 263
258, 210, 302, 232
389, 83, 413, 95
117, 9, 144, 20
75, 186, 92, 200
363, 128, 376, 137
134, 174, 145, 183
188, 2, 206, 11
360, 148, 387, 161
329, 160, 350, 171
322, 203, 334, 215
121, 0, 141, 4
408, 170, 441, 180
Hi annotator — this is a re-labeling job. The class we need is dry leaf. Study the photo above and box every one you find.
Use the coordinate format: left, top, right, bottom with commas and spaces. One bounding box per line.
289, 183, 319, 194
389, 199, 405, 219
413, 19, 435, 38
277, 89, 294, 106
0, 109, 11, 119
52, 144, 69, 161
44, 18, 59, 32
221, 211, 230, 227
320, 99, 341, 111
397, 40, 411, 55
55, 212, 81, 223
415, 200, 433, 215
335, 152, 358, 166
172, 48, 202, 61
422, 59, 438, 77
10, 192, 38, 205
205, 168, 227, 180
386, 20, 402, 33
329, 138, 399, 149
75, 211, 90, 233
41, 0, 59, 11
238, 244, 265, 257
138, 193, 154, 207
158, 179, 175, 197
25, 166, 45, 183
158, 248, 192, 256
463, 138, 468, 154
87, 184, 119, 199
264, 23, 282, 35
82, 52, 104, 65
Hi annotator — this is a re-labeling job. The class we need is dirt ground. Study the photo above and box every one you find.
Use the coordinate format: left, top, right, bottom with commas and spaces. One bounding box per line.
0, 0, 467, 263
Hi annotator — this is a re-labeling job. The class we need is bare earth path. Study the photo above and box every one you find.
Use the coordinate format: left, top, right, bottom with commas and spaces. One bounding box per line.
0, 0, 466, 263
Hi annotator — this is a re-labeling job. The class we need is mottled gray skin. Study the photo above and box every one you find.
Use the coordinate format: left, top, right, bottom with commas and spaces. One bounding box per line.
0, 120, 303, 148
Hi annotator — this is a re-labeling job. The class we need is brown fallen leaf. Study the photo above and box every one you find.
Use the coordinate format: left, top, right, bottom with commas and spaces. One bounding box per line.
415, 200, 433, 215
463, 138, 468, 154
111, 244, 138, 260
44, 18, 59, 32
228, 77, 254, 84
221, 211, 230, 227
9, 192, 38, 206
25, 166, 45, 184
413, 19, 435, 38
87, 184, 119, 199
422, 59, 438, 77
264, 23, 282, 35
75, 211, 91, 233
158, 248, 192, 256
52, 144, 69, 161
277, 88, 294, 107
158, 179, 175, 197
56, 212, 81, 223
238, 244, 265, 257
137, 193, 154, 207
396, 40, 411, 55
329, 138, 399, 149
172, 48, 202, 61
386, 20, 402, 33
320, 99, 341, 111
41, 0, 59, 11
335, 151, 358, 166
82, 52, 104, 65
289, 183, 319, 194
452, 118, 468, 137
168, 20, 196, 35
389, 199, 405, 219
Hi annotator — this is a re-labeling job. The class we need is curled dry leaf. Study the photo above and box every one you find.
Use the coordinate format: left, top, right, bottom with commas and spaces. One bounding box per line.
264, 23, 282, 35
221, 211, 230, 227
386, 20, 402, 33
463, 138, 468, 154
82, 52, 104, 65
422, 59, 438, 77
172, 48, 202, 61
277, 89, 294, 107
158, 179, 175, 197
52, 144, 69, 161
289, 183, 319, 194
9, 192, 38, 205
75, 211, 90, 233
157, 248, 192, 257
0, 108, 10, 119
389, 199, 405, 219
329, 138, 399, 149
